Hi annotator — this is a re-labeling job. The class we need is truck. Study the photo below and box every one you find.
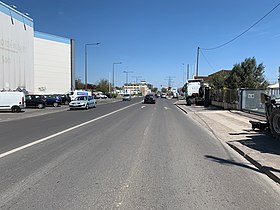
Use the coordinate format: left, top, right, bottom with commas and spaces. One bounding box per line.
250, 93, 280, 140
0, 91, 25, 113
185, 79, 207, 106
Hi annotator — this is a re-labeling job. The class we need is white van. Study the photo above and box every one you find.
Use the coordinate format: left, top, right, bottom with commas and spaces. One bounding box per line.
0, 92, 26, 113
66, 90, 92, 101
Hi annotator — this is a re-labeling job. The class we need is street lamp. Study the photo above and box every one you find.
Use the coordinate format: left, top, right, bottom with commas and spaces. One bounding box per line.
85, 42, 100, 89
112, 62, 122, 92
123, 71, 133, 85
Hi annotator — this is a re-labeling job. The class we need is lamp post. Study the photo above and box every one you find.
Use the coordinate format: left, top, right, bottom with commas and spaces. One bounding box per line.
112, 62, 122, 92
85, 42, 100, 89
123, 71, 133, 85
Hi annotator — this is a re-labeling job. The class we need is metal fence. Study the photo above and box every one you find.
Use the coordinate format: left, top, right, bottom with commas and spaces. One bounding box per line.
240, 89, 269, 114
210, 88, 239, 103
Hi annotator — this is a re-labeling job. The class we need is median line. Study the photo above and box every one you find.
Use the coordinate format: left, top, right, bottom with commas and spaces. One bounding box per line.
0, 102, 141, 159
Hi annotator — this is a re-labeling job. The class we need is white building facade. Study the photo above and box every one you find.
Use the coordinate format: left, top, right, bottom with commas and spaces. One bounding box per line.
0, 1, 75, 94
0, 1, 34, 92
34, 32, 74, 94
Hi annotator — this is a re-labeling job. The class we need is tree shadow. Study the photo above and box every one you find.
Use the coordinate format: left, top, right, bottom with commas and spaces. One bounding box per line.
204, 155, 262, 173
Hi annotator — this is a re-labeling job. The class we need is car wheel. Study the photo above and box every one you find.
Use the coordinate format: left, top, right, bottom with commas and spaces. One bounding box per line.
94, 103, 96, 108
64, 101, 69, 105
12, 106, 20, 113
53, 102, 58, 107
85, 104, 89, 110
38, 103, 44, 109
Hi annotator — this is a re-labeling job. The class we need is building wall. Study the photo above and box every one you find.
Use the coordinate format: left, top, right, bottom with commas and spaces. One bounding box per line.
34, 32, 71, 94
0, 1, 34, 92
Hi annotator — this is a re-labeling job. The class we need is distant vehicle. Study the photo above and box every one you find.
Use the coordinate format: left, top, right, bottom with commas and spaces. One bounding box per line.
185, 79, 206, 105
161, 93, 167, 98
25, 94, 47, 109
93, 93, 101, 99
67, 90, 92, 101
144, 95, 156, 104
0, 91, 25, 113
58, 94, 71, 105
43, 95, 62, 107
122, 94, 132, 101
105, 92, 113, 98
69, 95, 96, 110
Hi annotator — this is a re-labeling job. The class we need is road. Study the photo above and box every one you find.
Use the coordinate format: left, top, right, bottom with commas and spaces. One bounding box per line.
0, 97, 279, 209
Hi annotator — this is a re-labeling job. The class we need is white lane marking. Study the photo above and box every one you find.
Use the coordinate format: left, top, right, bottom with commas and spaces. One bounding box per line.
144, 126, 149, 136
141, 106, 146, 109
164, 107, 170, 110
0, 102, 141, 159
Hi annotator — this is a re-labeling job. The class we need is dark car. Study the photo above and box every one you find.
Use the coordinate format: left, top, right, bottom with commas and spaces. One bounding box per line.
144, 95, 156, 104
43, 95, 62, 107
25, 94, 47, 109
58, 94, 71, 105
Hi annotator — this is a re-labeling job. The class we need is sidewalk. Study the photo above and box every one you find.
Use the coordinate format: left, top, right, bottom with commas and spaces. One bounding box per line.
175, 100, 280, 184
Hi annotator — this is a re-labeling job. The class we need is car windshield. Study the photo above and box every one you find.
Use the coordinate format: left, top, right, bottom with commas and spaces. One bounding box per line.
75, 96, 87, 101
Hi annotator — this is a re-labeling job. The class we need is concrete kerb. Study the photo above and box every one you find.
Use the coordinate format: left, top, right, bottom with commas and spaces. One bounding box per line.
227, 142, 280, 184
174, 101, 280, 184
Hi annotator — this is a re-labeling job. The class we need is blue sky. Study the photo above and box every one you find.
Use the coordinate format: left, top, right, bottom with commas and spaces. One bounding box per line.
4, 0, 280, 88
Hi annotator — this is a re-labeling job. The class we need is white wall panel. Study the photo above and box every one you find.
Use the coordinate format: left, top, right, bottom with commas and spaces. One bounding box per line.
34, 34, 71, 94
0, 3, 34, 92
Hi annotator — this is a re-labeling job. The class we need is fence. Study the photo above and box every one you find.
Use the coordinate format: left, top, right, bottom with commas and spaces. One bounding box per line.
240, 89, 272, 115
210, 88, 239, 109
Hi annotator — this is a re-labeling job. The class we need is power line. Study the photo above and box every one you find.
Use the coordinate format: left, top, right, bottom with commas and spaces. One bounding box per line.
201, 2, 280, 51
200, 50, 215, 72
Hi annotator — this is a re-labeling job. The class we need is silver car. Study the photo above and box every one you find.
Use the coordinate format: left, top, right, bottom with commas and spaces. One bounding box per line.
69, 95, 96, 110
122, 94, 132, 101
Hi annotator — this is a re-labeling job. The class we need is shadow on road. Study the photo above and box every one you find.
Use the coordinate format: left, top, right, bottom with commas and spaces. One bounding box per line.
204, 155, 262, 173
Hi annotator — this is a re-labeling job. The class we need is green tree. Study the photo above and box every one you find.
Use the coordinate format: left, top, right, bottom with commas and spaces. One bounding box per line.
95, 79, 111, 93
75, 78, 85, 89
151, 87, 158, 93
226, 57, 268, 89
208, 72, 229, 90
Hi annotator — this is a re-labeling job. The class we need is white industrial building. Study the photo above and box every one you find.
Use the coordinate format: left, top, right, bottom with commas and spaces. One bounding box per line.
0, 1, 75, 94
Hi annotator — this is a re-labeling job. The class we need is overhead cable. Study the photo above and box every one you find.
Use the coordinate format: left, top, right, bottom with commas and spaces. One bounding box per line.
201, 2, 280, 50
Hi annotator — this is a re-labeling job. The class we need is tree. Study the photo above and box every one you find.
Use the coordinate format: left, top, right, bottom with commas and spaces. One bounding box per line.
151, 87, 158, 93
75, 78, 85, 89
95, 79, 111, 93
226, 57, 268, 89
208, 72, 229, 90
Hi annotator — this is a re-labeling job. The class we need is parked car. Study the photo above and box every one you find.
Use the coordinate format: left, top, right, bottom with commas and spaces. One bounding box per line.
93, 94, 101, 99
0, 91, 25, 113
144, 95, 156, 104
99, 94, 108, 99
69, 95, 96, 110
43, 95, 62, 107
122, 94, 132, 101
58, 94, 71, 105
105, 92, 113, 98
25, 94, 46, 109
161, 93, 167, 98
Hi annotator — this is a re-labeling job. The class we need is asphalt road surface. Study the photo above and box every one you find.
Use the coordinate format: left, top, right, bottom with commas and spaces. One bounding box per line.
0, 97, 279, 209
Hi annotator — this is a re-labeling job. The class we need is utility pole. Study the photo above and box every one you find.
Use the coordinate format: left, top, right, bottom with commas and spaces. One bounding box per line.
278, 67, 280, 91
187, 64, 190, 81
165, 76, 175, 90
196, 47, 200, 78
132, 75, 142, 83
182, 63, 185, 86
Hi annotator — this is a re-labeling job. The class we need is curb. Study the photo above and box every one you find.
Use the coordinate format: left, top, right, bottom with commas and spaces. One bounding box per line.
227, 142, 280, 184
